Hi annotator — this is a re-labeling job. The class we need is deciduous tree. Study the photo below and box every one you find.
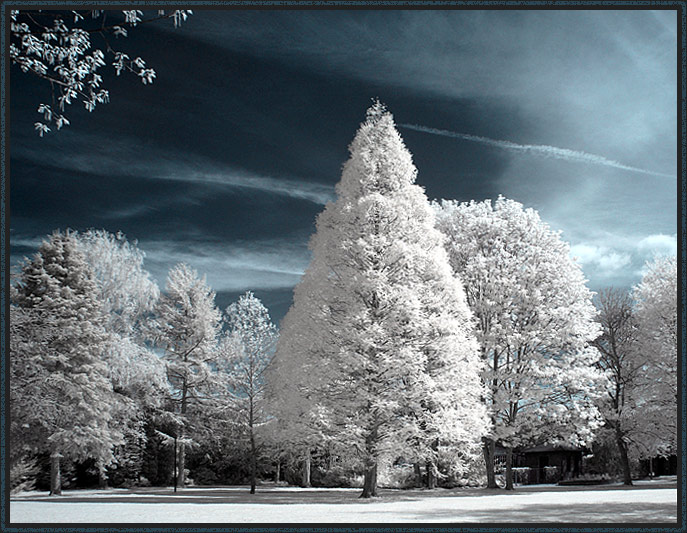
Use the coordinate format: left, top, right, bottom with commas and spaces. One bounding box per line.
76, 229, 165, 485
220, 292, 278, 494
435, 197, 605, 490
633, 256, 677, 456
592, 288, 640, 485
150, 263, 221, 488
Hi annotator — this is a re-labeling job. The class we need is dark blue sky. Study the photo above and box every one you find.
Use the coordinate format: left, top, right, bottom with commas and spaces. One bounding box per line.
10, 8, 677, 324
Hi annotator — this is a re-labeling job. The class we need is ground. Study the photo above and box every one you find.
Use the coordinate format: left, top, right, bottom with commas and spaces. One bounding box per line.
10, 478, 677, 524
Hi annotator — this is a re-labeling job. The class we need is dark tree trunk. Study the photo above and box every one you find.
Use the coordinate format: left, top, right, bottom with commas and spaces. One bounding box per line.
301, 448, 311, 487
50, 452, 62, 496
178, 384, 188, 490
426, 461, 437, 489
249, 399, 257, 494
360, 461, 378, 498
616, 429, 633, 486
360, 422, 380, 498
482, 438, 498, 489
413, 463, 422, 487
177, 440, 186, 488
249, 435, 257, 494
505, 447, 514, 491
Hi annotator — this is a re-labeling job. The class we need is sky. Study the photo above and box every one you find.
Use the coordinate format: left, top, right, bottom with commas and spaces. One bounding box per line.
9, 8, 678, 325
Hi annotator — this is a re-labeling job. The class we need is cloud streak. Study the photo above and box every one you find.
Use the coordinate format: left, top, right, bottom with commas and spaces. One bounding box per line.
157, 171, 335, 205
13, 138, 335, 206
140, 238, 309, 292
399, 123, 673, 178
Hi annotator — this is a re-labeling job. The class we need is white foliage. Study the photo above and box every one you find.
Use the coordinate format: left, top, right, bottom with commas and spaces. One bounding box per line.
75, 229, 166, 411
220, 291, 278, 427
152, 263, 222, 415
632, 256, 677, 455
434, 196, 605, 451
11, 230, 125, 465
271, 102, 488, 479
10, 9, 192, 134
77, 229, 159, 337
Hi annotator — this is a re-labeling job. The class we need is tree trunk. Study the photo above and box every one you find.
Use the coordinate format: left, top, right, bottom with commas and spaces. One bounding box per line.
505, 447, 514, 491
177, 440, 186, 488
275, 460, 281, 483
249, 427, 257, 494
426, 460, 437, 490
98, 465, 108, 489
301, 448, 311, 487
615, 429, 633, 486
360, 423, 379, 498
178, 383, 188, 490
50, 452, 62, 496
413, 463, 422, 487
426, 438, 439, 489
482, 438, 498, 489
360, 461, 378, 498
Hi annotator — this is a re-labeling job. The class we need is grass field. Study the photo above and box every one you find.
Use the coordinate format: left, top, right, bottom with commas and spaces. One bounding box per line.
10, 478, 678, 524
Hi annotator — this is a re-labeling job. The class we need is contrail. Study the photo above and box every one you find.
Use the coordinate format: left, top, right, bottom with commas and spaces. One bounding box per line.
399, 123, 673, 178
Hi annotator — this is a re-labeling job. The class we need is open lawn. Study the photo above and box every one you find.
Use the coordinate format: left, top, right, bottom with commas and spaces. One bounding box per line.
10, 478, 677, 524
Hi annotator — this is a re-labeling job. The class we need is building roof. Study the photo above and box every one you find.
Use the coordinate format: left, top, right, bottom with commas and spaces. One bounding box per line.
494, 444, 583, 456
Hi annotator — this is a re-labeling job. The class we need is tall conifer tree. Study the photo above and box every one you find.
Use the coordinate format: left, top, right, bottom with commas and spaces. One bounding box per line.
271, 102, 487, 498
12, 230, 123, 495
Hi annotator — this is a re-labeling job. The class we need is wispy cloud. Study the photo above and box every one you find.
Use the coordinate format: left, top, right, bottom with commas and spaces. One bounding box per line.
156, 171, 335, 205
399, 123, 673, 178
10, 236, 46, 249
13, 138, 335, 206
140, 238, 309, 292
9, 232, 310, 293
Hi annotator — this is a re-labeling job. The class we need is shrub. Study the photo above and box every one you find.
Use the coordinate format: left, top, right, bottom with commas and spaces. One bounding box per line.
312, 465, 362, 488
378, 464, 416, 489
10, 457, 39, 494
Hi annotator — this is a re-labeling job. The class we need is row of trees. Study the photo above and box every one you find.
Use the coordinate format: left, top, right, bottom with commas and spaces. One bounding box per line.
264, 102, 676, 496
592, 255, 677, 485
10, 229, 277, 495
10, 102, 677, 498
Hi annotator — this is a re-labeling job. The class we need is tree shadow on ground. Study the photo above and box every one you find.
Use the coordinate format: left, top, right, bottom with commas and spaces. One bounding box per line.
12, 481, 677, 508
13, 487, 362, 505
367, 502, 677, 523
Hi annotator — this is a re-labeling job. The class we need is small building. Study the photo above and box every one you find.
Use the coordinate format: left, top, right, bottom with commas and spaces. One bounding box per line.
495, 444, 584, 485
